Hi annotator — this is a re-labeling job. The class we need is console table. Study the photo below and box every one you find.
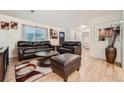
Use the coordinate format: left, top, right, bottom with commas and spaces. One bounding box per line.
0, 47, 9, 82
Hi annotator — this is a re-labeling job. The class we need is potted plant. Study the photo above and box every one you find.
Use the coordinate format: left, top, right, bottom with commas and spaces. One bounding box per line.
105, 25, 120, 64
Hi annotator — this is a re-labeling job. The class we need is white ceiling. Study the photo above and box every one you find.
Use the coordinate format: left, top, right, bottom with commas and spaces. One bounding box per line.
0, 10, 122, 28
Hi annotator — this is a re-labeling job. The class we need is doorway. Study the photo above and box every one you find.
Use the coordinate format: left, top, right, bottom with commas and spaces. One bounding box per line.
59, 32, 65, 45
82, 32, 90, 49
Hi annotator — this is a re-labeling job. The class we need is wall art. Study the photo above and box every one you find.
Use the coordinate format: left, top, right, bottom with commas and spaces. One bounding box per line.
1, 21, 9, 30
11, 21, 18, 29
50, 28, 58, 39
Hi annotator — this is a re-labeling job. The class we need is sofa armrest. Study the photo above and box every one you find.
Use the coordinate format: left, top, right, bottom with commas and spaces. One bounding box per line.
18, 47, 23, 54
56, 45, 63, 51
49, 45, 55, 50
18, 47, 25, 61
73, 46, 82, 55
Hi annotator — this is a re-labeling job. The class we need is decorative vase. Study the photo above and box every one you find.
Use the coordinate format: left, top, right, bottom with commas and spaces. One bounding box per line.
105, 46, 117, 64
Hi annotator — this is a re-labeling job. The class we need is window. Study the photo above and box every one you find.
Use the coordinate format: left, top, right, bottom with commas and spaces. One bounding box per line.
23, 25, 48, 41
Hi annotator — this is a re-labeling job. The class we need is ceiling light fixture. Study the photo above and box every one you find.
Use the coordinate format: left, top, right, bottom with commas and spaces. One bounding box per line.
79, 25, 87, 29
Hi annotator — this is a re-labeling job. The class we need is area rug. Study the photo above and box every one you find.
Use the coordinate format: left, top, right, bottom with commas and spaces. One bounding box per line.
15, 59, 52, 82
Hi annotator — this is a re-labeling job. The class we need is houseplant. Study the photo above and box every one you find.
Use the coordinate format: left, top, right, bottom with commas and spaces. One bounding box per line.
105, 25, 120, 64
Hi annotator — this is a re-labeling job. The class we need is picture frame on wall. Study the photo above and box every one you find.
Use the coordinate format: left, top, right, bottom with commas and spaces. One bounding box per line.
94, 21, 121, 42
98, 27, 113, 41
11, 21, 18, 29
50, 28, 58, 39
1, 21, 9, 30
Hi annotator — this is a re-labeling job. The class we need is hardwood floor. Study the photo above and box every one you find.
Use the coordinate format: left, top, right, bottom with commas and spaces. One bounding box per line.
4, 48, 124, 82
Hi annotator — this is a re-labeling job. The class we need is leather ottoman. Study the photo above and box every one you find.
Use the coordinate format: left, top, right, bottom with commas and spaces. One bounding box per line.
50, 53, 81, 82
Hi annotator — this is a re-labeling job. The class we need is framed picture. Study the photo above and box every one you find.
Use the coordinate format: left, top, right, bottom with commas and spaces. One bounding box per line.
98, 27, 113, 41
50, 28, 58, 39
11, 21, 18, 29
1, 21, 9, 30
94, 21, 120, 42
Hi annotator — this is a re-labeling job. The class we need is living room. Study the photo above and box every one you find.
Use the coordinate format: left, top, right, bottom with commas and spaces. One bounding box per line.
0, 10, 124, 82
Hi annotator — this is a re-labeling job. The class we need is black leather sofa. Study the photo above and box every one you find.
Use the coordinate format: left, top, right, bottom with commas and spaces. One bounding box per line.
57, 41, 82, 55
17, 41, 54, 61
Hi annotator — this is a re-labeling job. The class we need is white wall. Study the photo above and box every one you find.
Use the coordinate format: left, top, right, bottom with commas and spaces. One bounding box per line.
81, 28, 90, 46
90, 12, 123, 62
63, 28, 69, 41
0, 13, 61, 58
65, 27, 90, 44
121, 11, 124, 68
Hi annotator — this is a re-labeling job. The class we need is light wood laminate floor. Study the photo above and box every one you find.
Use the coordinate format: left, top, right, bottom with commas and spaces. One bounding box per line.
4, 48, 124, 82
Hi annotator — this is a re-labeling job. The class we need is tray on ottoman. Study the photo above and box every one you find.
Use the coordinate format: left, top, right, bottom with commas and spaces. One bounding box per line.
50, 53, 81, 82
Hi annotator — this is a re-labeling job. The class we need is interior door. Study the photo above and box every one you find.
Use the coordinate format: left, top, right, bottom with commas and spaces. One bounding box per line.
59, 32, 65, 45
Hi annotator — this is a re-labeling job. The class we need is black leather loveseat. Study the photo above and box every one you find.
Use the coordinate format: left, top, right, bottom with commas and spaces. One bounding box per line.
17, 41, 54, 61
57, 41, 82, 55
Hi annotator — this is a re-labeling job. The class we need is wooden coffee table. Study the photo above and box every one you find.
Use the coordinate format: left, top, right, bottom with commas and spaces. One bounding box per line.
35, 51, 58, 67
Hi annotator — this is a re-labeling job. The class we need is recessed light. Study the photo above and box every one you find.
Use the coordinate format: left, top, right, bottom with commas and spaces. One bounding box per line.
114, 22, 118, 24
120, 20, 123, 23
79, 25, 87, 29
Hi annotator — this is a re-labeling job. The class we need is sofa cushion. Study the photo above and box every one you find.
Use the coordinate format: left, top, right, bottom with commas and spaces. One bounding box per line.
20, 47, 35, 49
63, 46, 74, 49
24, 49, 36, 54
33, 42, 42, 46
68, 42, 79, 46
43, 45, 50, 48
18, 41, 32, 47
59, 47, 72, 52
62, 42, 80, 46
62, 42, 69, 46
42, 41, 50, 46
23, 53, 35, 57
36, 48, 53, 52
